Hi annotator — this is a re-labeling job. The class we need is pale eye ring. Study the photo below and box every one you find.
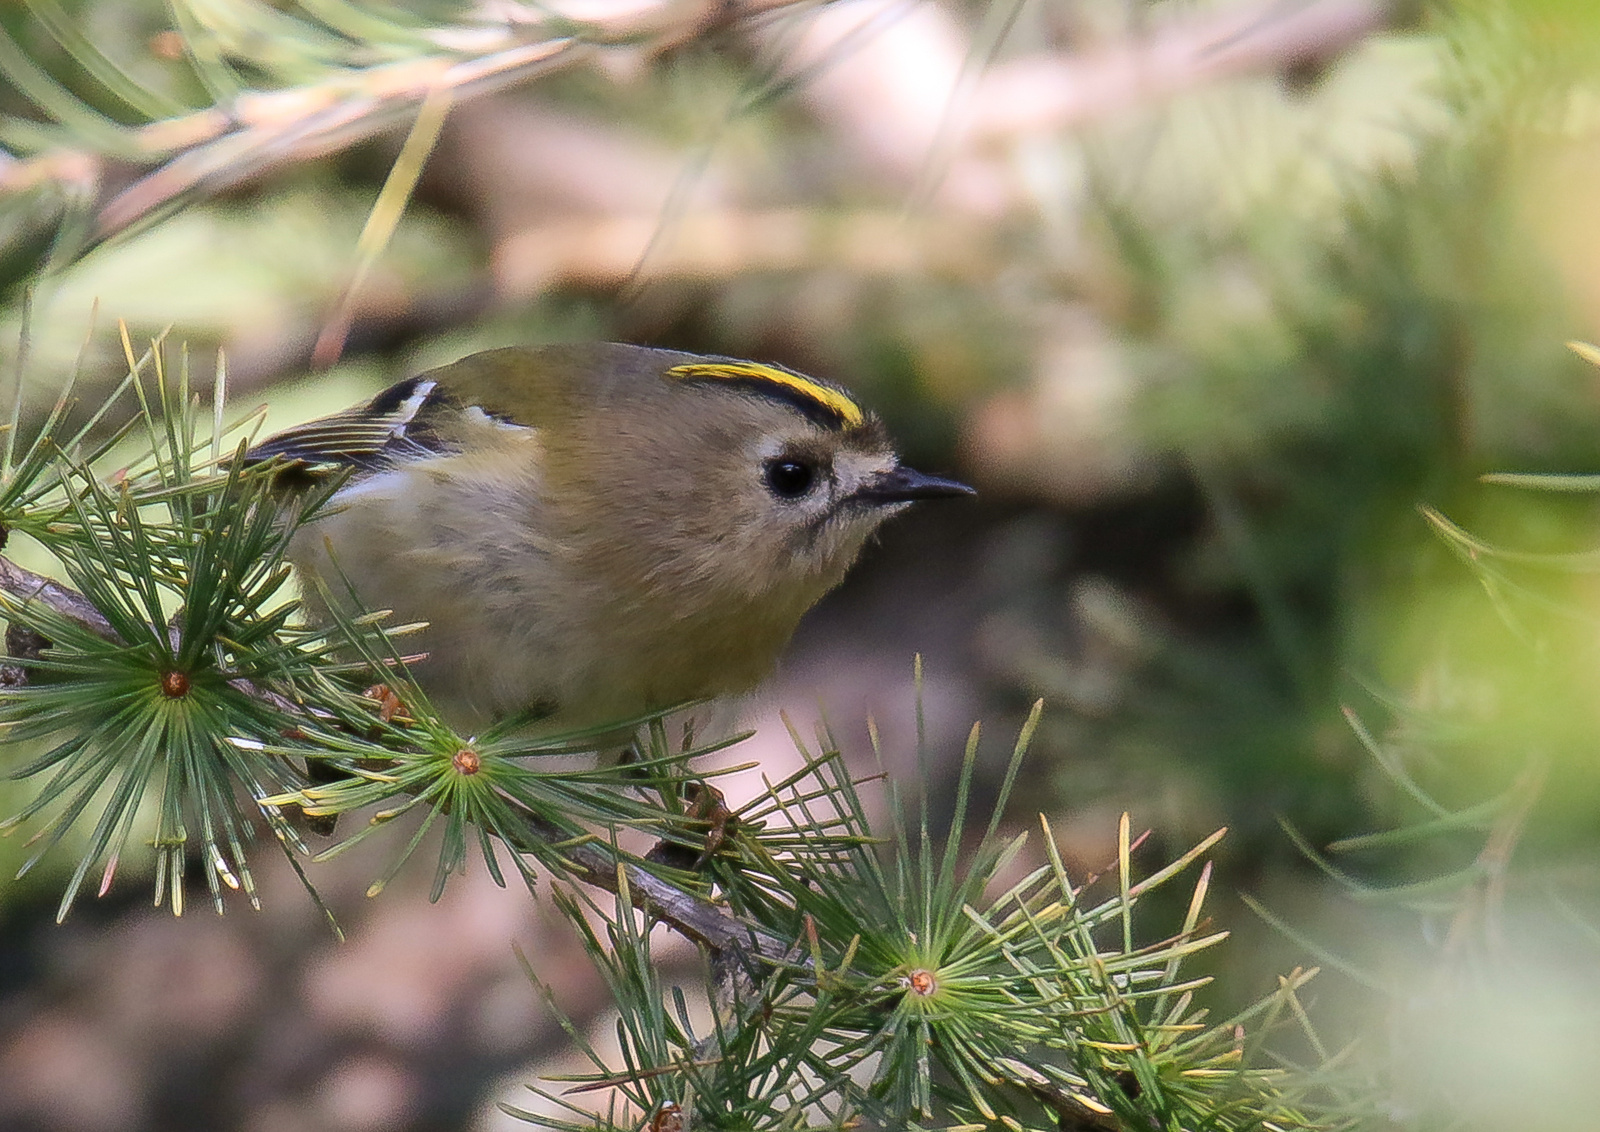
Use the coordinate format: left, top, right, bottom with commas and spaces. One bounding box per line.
764, 457, 816, 498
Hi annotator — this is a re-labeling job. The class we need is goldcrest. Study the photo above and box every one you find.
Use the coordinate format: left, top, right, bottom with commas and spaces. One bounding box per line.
251, 343, 973, 730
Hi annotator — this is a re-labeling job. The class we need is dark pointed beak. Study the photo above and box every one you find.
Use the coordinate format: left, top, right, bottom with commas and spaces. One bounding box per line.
853, 465, 976, 505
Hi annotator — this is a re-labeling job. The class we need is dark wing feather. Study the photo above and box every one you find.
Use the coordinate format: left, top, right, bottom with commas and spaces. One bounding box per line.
246, 377, 448, 472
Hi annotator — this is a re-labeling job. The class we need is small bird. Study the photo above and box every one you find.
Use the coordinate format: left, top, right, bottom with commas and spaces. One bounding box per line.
251, 343, 973, 731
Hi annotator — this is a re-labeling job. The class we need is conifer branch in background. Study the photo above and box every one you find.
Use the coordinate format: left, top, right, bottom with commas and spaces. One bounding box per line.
0, 0, 1388, 301
0, 0, 816, 291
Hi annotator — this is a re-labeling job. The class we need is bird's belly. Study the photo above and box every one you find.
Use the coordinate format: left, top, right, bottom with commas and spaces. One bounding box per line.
289, 465, 575, 728
290, 465, 816, 733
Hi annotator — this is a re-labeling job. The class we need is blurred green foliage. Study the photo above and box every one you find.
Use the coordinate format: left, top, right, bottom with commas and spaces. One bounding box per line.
1004, 1, 1600, 852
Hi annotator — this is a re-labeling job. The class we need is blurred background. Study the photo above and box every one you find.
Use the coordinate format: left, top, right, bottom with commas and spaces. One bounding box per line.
4, 0, 1600, 1128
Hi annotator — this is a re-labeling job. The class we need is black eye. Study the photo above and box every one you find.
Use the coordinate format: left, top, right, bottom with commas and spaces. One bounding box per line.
764, 458, 816, 498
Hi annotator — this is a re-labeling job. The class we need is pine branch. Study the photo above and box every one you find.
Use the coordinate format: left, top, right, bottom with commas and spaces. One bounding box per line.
0, 522, 1335, 1129
0, 0, 823, 276
0, 544, 791, 956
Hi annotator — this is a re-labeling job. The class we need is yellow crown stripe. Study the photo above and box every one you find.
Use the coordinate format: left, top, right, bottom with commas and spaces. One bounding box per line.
666, 362, 865, 429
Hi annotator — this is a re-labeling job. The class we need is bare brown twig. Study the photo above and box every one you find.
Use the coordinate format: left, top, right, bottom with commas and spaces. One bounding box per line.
0, 553, 118, 640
